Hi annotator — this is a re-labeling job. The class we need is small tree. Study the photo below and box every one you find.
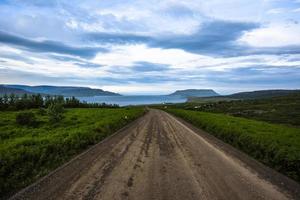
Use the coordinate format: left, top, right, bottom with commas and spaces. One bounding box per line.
0, 97, 3, 110
3, 94, 8, 106
9, 93, 16, 105
47, 103, 64, 123
44, 95, 52, 107
32, 94, 43, 108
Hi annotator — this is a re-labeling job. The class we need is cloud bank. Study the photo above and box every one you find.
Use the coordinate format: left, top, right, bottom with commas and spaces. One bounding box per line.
0, 0, 299, 94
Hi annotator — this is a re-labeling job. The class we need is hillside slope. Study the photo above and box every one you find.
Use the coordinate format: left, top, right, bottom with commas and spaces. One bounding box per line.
169, 89, 219, 97
2, 85, 121, 97
0, 85, 32, 96
227, 89, 300, 99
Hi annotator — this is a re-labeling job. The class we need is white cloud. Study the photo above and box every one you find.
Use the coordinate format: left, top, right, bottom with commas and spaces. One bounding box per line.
1, 0, 300, 93
292, 8, 300, 12
267, 8, 285, 14
92, 44, 201, 67
0, 49, 107, 79
239, 23, 300, 47
102, 84, 177, 95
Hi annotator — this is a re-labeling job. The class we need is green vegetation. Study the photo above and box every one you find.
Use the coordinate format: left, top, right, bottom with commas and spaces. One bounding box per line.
226, 89, 300, 99
47, 103, 64, 124
187, 96, 234, 103
15, 111, 37, 126
168, 92, 300, 126
165, 108, 300, 183
0, 94, 119, 111
0, 107, 145, 198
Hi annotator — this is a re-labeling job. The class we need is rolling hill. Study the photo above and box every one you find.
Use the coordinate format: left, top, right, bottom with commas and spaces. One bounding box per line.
169, 89, 219, 97
0, 85, 121, 97
0, 85, 32, 96
188, 89, 300, 102
227, 89, 300, 99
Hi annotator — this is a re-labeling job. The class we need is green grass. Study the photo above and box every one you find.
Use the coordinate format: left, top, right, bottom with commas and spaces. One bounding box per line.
169, 93, 300, 126
165, 108, 300, 183
0, 107, 145, 198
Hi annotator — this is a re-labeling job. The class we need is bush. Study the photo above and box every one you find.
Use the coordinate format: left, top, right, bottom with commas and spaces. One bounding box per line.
37, 108, 47, 116
16, 112, 37, 126
47, 103, 64, 124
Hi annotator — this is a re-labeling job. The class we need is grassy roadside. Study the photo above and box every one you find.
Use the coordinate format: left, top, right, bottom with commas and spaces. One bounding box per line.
164, 108, 300, 183
179, 93, 300, 126
0, 107, 145, 198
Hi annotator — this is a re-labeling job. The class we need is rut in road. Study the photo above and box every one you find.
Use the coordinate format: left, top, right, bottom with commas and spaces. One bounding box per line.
11, 109, 300, 200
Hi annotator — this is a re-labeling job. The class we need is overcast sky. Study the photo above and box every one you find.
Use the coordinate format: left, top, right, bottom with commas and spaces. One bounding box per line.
0, 0, 300, 94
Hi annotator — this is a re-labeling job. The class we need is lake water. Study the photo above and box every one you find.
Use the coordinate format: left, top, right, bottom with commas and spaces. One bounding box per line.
78, 95, 187, 106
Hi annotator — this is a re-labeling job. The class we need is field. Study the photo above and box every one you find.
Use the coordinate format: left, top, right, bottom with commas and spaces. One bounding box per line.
165, 108, 300, 183
170, 93, 300, 126
0, 107, 145, 198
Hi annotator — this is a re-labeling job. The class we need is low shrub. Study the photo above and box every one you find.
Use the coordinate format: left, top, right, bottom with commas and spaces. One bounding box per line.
15, 112, 37, 126
37, 108, 47, 116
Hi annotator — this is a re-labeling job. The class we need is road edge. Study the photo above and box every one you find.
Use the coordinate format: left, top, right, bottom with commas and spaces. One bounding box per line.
162, 109, 300, 200
9, 111, 148, 200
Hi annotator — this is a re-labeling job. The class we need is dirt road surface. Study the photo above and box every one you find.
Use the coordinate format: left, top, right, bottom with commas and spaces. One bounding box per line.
11, 109, 300, 200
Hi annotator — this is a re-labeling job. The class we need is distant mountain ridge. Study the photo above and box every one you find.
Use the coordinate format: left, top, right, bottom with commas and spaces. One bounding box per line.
227, 89, 300, 99
0, 85, 33, 96
169, 89, 219, 97
187, 89, 300, 102
0, 85, 121, 97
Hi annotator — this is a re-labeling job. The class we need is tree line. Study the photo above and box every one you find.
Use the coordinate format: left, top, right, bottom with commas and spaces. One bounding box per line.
0, 93, 119, 111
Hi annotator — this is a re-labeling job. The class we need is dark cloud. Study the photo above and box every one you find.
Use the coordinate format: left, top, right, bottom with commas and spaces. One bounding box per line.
49, 55, 103, 68
49, 55, 83, 62
74, 62, 102, 68
131, 62, 170, 72
0, 17, 300, 62
0, 53, 34, 64
86, 32, 152, 44
0, 67, 80, 84
83, 20, 260, 56
84, 20, 300, 57
1, 18, 292, 60
243, 46, 300, 56
149, 20, 259, 56
163, 4, 196, 18
127, 75, 181, 84
0, 30, 108, 58
205, 65, 300, 85
106, 66, 131, 74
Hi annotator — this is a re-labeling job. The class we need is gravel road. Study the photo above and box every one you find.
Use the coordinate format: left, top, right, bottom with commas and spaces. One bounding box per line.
11, 109, 300, 200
